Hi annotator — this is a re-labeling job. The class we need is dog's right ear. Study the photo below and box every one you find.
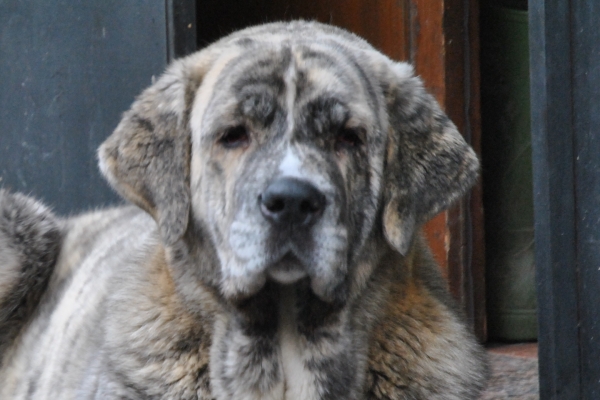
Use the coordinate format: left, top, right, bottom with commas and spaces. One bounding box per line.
98, 51, 217, 245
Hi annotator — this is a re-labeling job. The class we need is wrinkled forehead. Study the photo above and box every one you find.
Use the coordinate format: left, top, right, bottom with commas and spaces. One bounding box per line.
191, 39, 380, 133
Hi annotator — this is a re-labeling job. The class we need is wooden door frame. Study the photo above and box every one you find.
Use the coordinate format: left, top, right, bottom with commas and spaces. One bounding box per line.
409, 0, 486, 341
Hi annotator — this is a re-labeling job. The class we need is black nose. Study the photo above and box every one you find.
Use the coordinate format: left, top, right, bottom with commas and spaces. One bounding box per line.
259, 178, 326, 226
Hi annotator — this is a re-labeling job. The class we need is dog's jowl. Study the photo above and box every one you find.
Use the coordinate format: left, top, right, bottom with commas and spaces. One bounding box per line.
0, 21, 487, 399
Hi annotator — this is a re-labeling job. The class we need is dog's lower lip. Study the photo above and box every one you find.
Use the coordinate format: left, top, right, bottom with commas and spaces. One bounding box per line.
266, 253, 307, 284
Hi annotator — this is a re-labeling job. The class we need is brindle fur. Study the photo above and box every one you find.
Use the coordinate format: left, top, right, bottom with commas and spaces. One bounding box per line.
0, 21, 487, 399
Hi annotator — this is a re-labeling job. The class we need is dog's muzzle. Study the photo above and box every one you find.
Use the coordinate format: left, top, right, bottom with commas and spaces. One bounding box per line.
258, 177, 326, 284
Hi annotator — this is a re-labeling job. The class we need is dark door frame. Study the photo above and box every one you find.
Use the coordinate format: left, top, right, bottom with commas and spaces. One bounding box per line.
530, 0, 600, 397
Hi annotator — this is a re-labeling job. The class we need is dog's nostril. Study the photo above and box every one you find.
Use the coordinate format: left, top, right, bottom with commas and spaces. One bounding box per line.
260, 178, 325, 226
299, 199, 319, 214
265, 198, 285, 213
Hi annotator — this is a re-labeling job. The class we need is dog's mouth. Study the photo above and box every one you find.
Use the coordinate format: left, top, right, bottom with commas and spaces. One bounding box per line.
224, 219, 349, 304
266, 252, 308, 284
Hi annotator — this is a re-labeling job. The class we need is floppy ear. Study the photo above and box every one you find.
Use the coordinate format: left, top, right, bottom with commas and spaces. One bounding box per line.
381, 63, 479, 255
98, 52, 215, 245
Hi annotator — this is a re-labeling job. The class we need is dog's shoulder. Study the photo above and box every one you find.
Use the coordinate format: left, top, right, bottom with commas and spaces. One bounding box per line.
99, 241, 216, 399
365, 236, 488, 399
0, 200, 173, 398
59, 207, 216, 398
57, 205, 153, 276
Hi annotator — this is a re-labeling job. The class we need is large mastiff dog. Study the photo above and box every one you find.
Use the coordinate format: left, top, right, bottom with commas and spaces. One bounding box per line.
0, 21, 487, 399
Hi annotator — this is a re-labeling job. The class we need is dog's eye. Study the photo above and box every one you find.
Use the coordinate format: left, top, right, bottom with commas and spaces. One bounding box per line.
219, 126, 250, 149
335, 127, 363, 150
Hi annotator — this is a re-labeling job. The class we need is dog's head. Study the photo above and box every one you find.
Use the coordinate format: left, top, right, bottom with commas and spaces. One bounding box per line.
99, 21, 478, 305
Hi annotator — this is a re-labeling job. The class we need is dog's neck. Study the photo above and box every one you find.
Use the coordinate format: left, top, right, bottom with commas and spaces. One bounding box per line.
203, 244, 399, 400
208, 281, 367, 400
160, 226, 397, 400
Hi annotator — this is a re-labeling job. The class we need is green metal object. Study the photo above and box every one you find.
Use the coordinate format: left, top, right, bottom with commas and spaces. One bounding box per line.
481, 6, 536, 341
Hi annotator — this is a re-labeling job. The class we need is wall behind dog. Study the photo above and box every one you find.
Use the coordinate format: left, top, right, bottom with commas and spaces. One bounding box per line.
0, 1, 170, 214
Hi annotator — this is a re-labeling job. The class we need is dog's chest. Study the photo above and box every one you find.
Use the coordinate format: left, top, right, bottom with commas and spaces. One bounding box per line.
277, 289, 319, 400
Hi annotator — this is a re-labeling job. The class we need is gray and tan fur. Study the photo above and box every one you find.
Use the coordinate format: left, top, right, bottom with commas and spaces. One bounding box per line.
0, 21, 487, 399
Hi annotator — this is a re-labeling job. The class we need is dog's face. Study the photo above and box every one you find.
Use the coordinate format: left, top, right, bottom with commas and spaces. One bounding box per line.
189, 42, 386, 303
98, 21, 478, 305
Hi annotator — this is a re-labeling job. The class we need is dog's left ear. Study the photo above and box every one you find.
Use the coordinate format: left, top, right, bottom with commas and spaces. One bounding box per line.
98, 51, 216, 245
381, 62, 479, 255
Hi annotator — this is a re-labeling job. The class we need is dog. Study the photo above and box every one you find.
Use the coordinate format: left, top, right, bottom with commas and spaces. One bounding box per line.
0, 21, 487, 399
